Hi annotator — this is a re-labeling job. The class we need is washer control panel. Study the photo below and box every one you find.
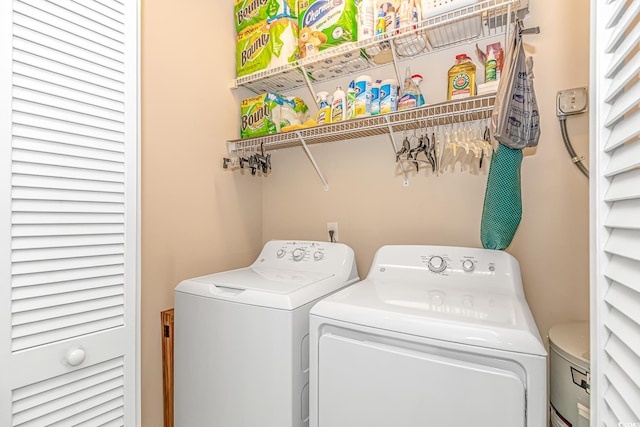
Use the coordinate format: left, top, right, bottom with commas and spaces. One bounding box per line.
256, 241, 350, 270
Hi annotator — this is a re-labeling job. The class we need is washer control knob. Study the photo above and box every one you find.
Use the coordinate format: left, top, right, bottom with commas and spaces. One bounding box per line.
428, 256, 447, 273
276, 249, 286, 258
292, 248, 306, 261
313, 251, 324, 261
462, 259, 475, 272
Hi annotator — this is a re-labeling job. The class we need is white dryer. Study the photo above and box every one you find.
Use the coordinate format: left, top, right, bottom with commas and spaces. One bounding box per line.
309, 245, 547, 427
174, 240, 358, 427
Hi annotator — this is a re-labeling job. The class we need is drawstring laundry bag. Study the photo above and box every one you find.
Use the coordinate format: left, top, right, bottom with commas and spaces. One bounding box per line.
492, 20, 540, 150
481, 144, 523, 250
481, 19, 537, 250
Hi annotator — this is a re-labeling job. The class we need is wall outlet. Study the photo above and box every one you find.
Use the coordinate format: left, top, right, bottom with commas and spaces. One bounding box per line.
557, 87, 589, 116
327, 222, 339, 242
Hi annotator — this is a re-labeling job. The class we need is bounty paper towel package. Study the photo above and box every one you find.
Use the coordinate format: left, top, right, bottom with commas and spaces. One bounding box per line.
240, 93, 306, 138
235, 0, 298, 34
298, 0, 357, 58
236, 16, 299, 77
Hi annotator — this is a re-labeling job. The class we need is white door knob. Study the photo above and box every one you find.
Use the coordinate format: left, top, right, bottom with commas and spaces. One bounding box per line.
66, 348, 86, 366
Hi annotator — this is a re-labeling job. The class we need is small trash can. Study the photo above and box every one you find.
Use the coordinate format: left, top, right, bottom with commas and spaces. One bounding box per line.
549, 321, 590, 427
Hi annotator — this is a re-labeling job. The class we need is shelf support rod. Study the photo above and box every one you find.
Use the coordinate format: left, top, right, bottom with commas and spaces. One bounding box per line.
296, 131, 329, 191
384, 116, 409, 187
388, 40, 403, 87
299, 65, 320, 110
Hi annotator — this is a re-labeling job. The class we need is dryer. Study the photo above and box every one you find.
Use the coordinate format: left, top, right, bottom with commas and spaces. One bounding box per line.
309, 245, 547, 427
174, 240, 358, 427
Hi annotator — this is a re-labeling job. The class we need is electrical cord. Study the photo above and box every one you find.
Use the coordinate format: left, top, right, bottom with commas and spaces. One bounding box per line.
559, 115, 589, 178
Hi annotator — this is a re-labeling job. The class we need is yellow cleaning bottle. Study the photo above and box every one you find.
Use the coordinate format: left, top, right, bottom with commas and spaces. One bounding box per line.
447, 54, 476, 100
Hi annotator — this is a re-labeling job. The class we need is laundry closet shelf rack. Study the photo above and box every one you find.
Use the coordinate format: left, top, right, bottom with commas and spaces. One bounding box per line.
233, 0, 527, 94
227, 93, 496, 155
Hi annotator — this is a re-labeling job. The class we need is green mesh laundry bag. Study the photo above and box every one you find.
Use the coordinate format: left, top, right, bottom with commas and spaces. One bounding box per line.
481, 145, 523, 250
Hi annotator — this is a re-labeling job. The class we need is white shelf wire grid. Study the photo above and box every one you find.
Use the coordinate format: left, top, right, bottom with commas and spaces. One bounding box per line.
235, 0, 524, 94
227, 93, 496, 155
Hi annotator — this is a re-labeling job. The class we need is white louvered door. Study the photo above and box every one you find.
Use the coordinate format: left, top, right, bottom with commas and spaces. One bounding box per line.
591, 0, 640, 425
0, 0, 139, 425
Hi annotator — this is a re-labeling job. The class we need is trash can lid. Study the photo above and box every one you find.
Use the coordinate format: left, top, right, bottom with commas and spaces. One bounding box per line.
549, 321, 590, 369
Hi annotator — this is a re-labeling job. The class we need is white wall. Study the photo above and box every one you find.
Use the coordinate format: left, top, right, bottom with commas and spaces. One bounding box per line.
141, 1, 263, 425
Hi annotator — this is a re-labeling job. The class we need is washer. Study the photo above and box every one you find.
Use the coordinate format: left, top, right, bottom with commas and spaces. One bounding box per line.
310, 245, 547, 427
174, 240, 358, 427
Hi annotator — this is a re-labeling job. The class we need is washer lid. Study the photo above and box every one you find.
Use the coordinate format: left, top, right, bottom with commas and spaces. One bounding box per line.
311, 278, 546, 356
175, 267, 352, 310
210, 267, 333, 293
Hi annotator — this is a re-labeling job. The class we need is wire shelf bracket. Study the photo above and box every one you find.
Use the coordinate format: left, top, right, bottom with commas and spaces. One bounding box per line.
297, 131, 329, 191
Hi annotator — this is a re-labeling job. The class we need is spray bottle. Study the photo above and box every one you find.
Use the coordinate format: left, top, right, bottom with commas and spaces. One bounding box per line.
412, 74, 424, 107
315, 91, 332, 125
485, 49, 498, 82
398, 66, 420, 110
346, 80, 356, 119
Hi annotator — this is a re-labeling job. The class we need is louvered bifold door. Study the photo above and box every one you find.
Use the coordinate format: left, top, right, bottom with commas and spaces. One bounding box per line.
0, 0, 139, 426
591, 0, 640, 426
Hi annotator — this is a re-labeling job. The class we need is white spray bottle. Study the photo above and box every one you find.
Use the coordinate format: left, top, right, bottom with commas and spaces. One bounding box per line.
315, 91, 332, 125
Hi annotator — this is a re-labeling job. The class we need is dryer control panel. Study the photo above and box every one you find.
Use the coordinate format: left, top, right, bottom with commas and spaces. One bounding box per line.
369, 245, 524, 296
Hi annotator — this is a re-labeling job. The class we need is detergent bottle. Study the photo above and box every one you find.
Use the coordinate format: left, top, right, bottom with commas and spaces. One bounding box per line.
448, 54, 476, 100
331, 86, 347, 122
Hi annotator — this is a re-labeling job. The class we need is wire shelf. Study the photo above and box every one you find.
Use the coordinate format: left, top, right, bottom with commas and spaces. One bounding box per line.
234, 0, 526, 94
227, 93, 496, 155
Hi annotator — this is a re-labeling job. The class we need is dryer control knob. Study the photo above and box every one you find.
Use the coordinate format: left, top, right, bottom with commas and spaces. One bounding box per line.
428, 256, 447, 273
276, 249, 286, 258
462, 259, 475, 272
292, 248, 306, 261
313, 251, 324, 261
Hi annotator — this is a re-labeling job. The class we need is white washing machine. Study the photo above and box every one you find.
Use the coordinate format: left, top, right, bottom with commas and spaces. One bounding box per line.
174, 240, 358, 427
310, 245, 547, 427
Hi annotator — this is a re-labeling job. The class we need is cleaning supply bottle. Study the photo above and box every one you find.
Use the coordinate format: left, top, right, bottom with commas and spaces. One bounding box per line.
485, 48, 497, 82
412, 74, 424, 107
398, 66, 419, 110
357, 0, 375, 40
346, 80, 356, 119
371, 79, 382, 115
315, 91, 332, 125
397, 0, 420, 33
354, 75, 372, 117
447, 54, 476, 100
375, 8, 385, 35
382, 3, 396, 34
379, 78, 398, 114
331, 86, 346, 122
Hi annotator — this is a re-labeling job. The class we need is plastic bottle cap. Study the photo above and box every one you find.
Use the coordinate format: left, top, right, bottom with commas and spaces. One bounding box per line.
456, 54, 470, 60
411, 74, 423, 81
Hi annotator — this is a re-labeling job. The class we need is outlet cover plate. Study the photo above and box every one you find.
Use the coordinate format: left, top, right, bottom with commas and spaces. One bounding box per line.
557, 87, 589, 116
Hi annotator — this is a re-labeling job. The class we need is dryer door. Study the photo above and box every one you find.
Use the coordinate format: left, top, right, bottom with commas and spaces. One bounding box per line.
318, 334, 526, 427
